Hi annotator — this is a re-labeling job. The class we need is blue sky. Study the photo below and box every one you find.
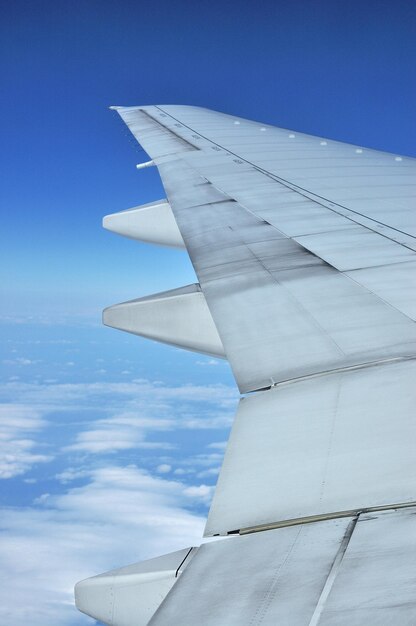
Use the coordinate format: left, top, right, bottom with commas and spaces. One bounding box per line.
1, 1, 415, 624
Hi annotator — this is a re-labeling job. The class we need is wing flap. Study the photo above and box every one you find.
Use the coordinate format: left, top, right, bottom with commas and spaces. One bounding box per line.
150, 518, 351, 626
205, 358, 416, 536
150, 508, 416, 626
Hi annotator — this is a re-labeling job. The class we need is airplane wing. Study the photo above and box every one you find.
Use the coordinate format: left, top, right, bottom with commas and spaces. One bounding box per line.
75, 106, 416, 625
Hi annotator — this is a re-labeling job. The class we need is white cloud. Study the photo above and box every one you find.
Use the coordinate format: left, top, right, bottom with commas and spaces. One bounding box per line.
55, 468, 90, 484
0, 380, 236, 461
2, 357, 41, 366
1, 379, 237, 412
0, 376, 236, 491
173, 467, 194, 476
0, 465, 206, 626
175, 451, 225, 482
182, 452, 225, 468
196, 358, 220, 366
156, 463, 172, 474
64, 426, 173, 454
183, 484, 214, 503
197, 467, 221, 478
207, 441, 228, 450
0, 405, 53, 479
0, 378, 236, 623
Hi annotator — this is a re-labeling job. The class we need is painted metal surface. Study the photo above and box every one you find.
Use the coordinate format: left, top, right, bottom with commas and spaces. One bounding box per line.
76, 508, 416, 626
75, 105, 416, 625
345, 260, 416, 321
112, 105, 416, 393
117, 105, 416, 239
161, 166, 416, 391
103, 199, 185, 248
151, 508, 416, 625
183, 107, 415, 236
294, 226, 415, 270
205, 359, 416, 536
103, 284, 225, 358
317, 507, 416, 625
150, 518, 352, 626
75, 547, 196, 626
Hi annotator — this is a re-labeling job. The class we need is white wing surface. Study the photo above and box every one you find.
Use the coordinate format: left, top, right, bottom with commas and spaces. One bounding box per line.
75, 105, 416, 626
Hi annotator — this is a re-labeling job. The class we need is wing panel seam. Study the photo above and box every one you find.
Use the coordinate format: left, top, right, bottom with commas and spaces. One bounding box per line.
155, 106, 416, 249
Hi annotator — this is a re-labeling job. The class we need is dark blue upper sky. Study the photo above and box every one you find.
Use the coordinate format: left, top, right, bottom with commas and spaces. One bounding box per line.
1, 0, 415, 320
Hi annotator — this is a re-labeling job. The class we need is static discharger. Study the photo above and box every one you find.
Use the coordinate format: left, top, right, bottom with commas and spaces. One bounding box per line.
136, 160, 155, 170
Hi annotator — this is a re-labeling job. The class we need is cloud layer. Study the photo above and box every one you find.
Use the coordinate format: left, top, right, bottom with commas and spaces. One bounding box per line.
0, 375, 237, 626
0, 404, 53, 478
0, 465, 207, 626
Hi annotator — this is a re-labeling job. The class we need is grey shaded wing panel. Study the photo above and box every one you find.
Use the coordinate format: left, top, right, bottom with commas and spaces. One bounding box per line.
345, 260, 416, 321
113, 106, 198, 158
113, 107, 416, 392
317, 508, 416, 626
151, 508, 416, 626
116, 104, 416, 244
88, 106, 416, 626
294, 226, 415, 270
113, 105, 416, 530
150, 518, 352, 626
144, 105, 416, 237
155, 157, 416, 392
205, 359, 416, 535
